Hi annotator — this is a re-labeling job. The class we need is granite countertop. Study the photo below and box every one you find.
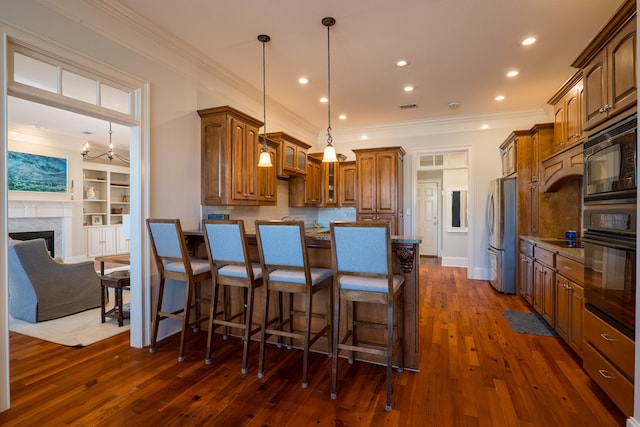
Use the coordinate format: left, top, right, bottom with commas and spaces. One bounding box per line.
520, 235, 584, 262
186, 228, 422, 245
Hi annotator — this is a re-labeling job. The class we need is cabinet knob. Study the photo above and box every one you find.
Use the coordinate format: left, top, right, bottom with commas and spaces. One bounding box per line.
598, 104, 611, 114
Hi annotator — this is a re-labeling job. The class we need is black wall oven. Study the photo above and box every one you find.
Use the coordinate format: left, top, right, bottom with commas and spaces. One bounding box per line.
583, 113, 637, 341
583, 114, 636, 204
583, 203, 636, 339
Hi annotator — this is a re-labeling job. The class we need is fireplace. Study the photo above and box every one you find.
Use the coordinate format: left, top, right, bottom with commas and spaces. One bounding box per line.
8, 200, 75, 260
9, 230, 55, 257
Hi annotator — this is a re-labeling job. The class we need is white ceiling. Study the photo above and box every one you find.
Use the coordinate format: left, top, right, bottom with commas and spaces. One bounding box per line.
8, 0, 625, 148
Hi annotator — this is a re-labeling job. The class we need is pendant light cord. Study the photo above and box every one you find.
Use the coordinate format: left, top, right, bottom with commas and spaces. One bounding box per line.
262, 39, 267, 143
326, 20, 332, 145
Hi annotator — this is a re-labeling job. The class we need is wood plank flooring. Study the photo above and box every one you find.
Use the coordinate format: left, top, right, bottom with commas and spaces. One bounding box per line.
1, 258, 626, 426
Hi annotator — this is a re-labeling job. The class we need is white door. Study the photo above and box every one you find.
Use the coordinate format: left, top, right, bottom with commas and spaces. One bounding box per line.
417, 181, 439, 256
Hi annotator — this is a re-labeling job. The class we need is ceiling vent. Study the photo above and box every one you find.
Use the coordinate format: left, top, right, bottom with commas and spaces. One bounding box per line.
400, 103, 418, 110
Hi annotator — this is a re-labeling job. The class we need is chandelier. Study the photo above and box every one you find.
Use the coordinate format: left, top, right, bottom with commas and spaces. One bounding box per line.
81, 121, 129, 164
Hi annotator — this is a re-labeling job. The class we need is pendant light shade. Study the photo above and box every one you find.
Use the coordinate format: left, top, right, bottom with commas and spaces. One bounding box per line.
257, 34, 273, 168
322, 17, 338, 163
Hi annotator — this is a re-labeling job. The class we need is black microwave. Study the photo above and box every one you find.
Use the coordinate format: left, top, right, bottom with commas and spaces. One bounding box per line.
584, 114, 637, 204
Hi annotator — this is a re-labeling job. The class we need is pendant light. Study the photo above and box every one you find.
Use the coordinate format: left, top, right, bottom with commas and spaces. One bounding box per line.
322, 17, 338, 163
257, 34, 273, 167
81, 121, 129, 164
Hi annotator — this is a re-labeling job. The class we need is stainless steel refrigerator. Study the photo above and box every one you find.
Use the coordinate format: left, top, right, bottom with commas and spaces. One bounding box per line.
487, 177, 516, 294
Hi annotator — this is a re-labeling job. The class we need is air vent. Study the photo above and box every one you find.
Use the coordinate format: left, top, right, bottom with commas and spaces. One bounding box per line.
400, 103, 417, 110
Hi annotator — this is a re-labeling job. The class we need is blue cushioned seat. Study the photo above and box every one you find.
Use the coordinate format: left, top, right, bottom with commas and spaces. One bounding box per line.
202, 219, 264, 374
146, 218, 212, 362
255, 220, 333, 389
329, 221, 405, 412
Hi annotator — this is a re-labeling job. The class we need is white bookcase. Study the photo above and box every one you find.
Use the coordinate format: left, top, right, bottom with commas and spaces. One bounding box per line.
82, 163, 130, 258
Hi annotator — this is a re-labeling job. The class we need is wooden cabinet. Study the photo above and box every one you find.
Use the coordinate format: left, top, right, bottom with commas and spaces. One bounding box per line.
572, 3, 636, 132
518, 240, 534, 304
354, 147, 404, 235
533, 245, 555, 327
548, 73, 584, 154
305, 156, 321, 205
267, 132, 310, 177
82, 164, 130, 227
257, 137, 278, 204
338, 161, 357, 206
583, 308, 635, 415
499, 134, 518, 177
555, 273, 583, 356
198, 105, 263, 205
540, 143, 584, 192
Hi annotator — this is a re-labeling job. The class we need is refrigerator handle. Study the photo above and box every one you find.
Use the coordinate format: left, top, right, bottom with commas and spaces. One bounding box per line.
487, 192, 494, 236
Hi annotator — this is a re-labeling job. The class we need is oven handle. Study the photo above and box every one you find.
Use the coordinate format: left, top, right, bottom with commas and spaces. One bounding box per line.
582, 235, 637, 251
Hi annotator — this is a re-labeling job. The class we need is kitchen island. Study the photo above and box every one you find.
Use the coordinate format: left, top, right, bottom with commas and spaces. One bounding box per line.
185, 228, 422, 370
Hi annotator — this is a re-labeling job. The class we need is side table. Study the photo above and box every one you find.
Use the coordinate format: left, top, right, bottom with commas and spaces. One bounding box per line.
100, 270, 130, 327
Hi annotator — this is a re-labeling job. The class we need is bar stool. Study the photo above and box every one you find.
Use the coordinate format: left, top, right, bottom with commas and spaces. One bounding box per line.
202, 219, 263, 374
146, 218, 212, 362
329, 221, 404, 411
255, 220, 333, 388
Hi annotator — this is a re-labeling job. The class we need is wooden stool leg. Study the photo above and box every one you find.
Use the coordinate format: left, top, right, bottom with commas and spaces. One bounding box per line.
258, 288, 271, 379
241, 286, 254, 374
330, 290, 340, 400
326, 286, 333, 357
116, 287, 123, 327
149, 278, 166, 353
385, 301, 393, 412
177, 281, 194, 362
100, 284, 107, 324
205, 280, 220, 364
301, 293, 312, 389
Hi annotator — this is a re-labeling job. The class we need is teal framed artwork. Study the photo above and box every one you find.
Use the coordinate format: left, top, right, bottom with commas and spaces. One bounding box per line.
8, 151, 67, 193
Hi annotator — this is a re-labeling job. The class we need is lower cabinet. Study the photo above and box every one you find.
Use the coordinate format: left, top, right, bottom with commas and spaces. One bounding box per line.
533, 260, 555, 325
519, 253, 533, 304
555, 274, 583, 356
86, 226, 123, 258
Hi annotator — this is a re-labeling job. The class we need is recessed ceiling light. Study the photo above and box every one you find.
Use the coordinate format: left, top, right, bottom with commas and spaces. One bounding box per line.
320, 97, 328, 103
361, 134, 368, 140
396, 60, 409, 67
404, 85, 414, 92
339, 114, 347, 120
481, 124, 490, 130
298, 77, 309, 85
495, 95, 505, 101
506, 70, 519, 77
448, 101, 460, 109
522, 37, 536, 46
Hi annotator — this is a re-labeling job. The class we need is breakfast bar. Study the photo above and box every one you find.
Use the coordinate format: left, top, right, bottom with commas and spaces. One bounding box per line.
185, 229, 422, 370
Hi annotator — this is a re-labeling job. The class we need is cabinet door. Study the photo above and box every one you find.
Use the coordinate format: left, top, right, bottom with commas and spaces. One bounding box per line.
541, 265, 555, 327
530, 183, 539, 236
555, 274, 570, 341
339, 162, 357, 206
117, 226, 130, 254
87, 226, 116, 257
376, 152, 397, 214
518, 254, 533, 303
609, 18, 637, 118
569, 282, 584, 356
533, 261, 544, 314
583, 49, 608, 130
257, 145, 277, 203
322, 161, 338, 206
357, 153, 376, 213
553, 103, 566, 153
297, 148, 308, 174
305, 160, 321, 205
231, 119, 258, 202
565, 84, 583, 147
283, 141, 297, 173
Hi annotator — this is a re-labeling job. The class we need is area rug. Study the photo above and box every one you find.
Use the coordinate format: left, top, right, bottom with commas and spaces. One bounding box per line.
9, 288, 130, 347
502, 310, 558, 337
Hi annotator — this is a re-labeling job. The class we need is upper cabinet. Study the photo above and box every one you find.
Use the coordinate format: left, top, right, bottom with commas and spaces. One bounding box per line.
198, 105, 263, 206
548, 72, 584, 154
257, 136, 279, 204
572, 1, 636, 133
500, 130, 527, 178
338, 161, 357, 207
354, 147, 404, 235
267, 132, 311, 178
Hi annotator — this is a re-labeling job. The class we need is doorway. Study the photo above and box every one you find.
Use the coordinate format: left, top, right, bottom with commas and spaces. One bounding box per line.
417, 180, 439, 256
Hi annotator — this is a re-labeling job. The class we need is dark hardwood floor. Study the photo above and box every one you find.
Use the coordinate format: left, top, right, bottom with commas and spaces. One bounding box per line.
1, 258, 626, 426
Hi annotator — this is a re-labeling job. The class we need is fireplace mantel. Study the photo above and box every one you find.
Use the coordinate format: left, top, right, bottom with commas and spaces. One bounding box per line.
8, 199, 78, 219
